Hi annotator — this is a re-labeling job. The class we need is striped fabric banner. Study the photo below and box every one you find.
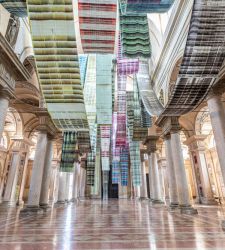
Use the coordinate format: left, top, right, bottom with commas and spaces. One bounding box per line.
120, 146, 129, 186
79, 55, 88, 87
26, 0, 89, 132
117, 58, 139, 76
0, 0, 27, 17
60, 132, 77, 173
112, 160, 120, 184
100, 125, 111, 171
78, 0, 117, 54
120, 0, 174, 14
129, 141, 142, 186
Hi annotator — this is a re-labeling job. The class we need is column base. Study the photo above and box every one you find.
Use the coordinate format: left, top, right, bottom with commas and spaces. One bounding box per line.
151, 199, 164, 204
221, 220, 225, 231
169, 203, 179, 210
200, 197, 218, 205
0, 200, 17, 208
40, 203, 51, 211
179, 205, 198, 215
20, 206, 43, 215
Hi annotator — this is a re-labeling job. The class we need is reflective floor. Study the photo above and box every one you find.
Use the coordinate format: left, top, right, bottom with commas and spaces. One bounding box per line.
0, 199, 225, 249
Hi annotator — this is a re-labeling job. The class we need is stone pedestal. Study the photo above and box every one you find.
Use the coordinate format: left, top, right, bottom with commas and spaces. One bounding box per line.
23, 132, 48, 212
164, 136, 179, 208
39, 139, 53, 207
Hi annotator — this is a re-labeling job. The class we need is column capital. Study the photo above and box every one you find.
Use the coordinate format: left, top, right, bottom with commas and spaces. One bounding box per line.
183, 135, 207, 152
206, 84, 225, 101
36, 112, 59, 137
143, 135, 159, 153
156, 116, 181, 136
11, 136, 34, 153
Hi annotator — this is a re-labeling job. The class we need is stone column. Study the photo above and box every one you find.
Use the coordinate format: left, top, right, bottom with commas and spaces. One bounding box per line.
164, 135, 179, 208
48, 166, 57, 203
207, 93, 225, 193
80, 168, 87, 198
2, 140, 22, 206
0, 93, 9, 140
158, 158, 170, 200
72, 162, 79, 201
18, 151, 30, 206
140, 151, 148, 199
24, 132, 48, 212
145, 136, 164, 204
184, 135, 217, 205
147, 153, 154, 200
65, 172, 72, 202
150, 152, 164, 203
57, 171, 67, 203
171, 131, 197, 214
39, 138, 53, 208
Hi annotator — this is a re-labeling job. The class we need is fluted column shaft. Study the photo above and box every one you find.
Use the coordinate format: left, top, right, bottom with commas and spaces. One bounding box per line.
72, 162, 79, 200
27, 132, 48, 208
57, 172, 67, 203
140, 160, 148, 198
3, 150, 21, 206
164, 136, 179, 207
150, 152, 163, 202
170, 132, 197, 215
207, 94, 225, 188
39, 139, 53, 206
0, 95, 9, 140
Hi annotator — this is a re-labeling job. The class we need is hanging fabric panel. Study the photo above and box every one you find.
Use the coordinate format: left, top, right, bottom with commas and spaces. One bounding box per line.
78, 54, 88, 87
0, 0, 27, 17
119, 0, 174, 15
78, 0, 117, 54
129, 141, 142, 186
100, 125, 111, 171
96, 54, 113, 125
60, 132, 77, 173
120, 146, 129, 186
26, 0, 89, 132
120, 13, 151, 58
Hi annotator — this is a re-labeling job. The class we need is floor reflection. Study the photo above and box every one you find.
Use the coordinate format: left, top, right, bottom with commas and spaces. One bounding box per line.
0, 200, 224, 249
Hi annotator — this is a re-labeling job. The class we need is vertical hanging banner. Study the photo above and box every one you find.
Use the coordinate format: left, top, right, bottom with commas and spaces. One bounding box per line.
100, 125, 111, 171
60, 132, 77, 172
120, 146, 129, 186
78, 0, 117, 54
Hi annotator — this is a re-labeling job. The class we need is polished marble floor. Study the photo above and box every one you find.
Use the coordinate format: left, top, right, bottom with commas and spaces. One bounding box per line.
0, 199, 225, 250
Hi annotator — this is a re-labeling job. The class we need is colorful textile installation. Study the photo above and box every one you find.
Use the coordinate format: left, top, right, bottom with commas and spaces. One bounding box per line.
100, 126, 111, 171
129, 141, 142, 186
83, 55, 97, 186
120, 13, 151, 58
0, 0, 27, 17
78, 55, 88, 87
26, 0, 89, 132
78, 0, 117, 54
112, 147, 120, 184
120, 0, 174, 15
120, 146, 129, 186
135, 1, 225, 116
60, 132, 77, 172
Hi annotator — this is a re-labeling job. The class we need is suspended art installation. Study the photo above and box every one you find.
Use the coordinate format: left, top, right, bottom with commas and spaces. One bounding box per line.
0, 0, 27, 17
120, 12, 151, 58
83, 55, 97, 186
129, 141, 142, 186
78, 0, 117, 54
78, 54, 88, 87
22, 0, 89, 132
119, 0, 174, 15
60, 132, 77, 172
137, 0, 225, 116
120, 146, 129, 186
